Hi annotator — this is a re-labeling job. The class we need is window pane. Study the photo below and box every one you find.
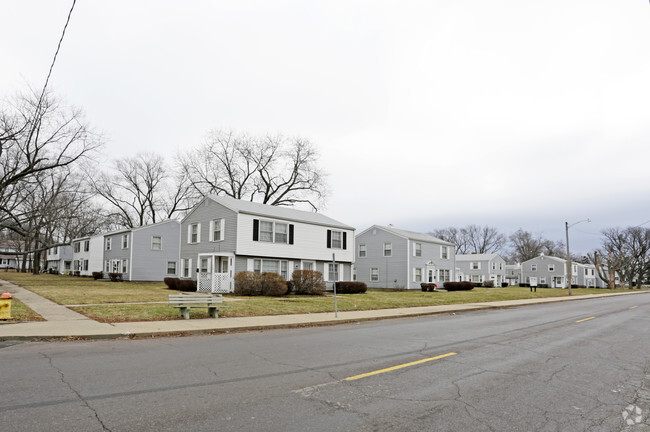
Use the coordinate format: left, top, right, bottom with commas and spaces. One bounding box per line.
275, 223, 288, 243
260, 221, 273, 242
331, 231, 342, 249
262, 260, 279, 274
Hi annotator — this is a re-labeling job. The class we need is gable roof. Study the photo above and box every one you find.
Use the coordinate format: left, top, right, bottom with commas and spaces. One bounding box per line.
204, 195, 354, 230
456, 253, 502, 261
359, 225, 454, 246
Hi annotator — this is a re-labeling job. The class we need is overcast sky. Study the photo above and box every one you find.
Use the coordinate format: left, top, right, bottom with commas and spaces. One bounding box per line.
3, 1, 650, 255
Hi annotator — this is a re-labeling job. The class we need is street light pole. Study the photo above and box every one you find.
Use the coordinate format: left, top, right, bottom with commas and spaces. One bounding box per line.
565, 218, 591, 296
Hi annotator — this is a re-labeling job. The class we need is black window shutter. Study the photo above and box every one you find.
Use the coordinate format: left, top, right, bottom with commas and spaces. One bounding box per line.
326, 230, 332, 248
253, 219, 259, 241
343, 232, 347, 250
289, 224, 294, 245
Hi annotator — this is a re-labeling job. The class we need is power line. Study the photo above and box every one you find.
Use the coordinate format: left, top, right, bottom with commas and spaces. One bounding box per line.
38, 0, 77, 105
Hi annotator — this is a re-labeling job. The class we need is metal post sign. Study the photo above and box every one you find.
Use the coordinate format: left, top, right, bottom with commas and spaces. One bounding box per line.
332, 253, 337, 317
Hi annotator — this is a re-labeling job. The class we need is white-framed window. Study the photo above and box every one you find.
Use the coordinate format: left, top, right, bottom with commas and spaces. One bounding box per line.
439, 269, 450, 282
491, 263, 496, 270
83, 259, 89, 271
371, 267, 379, 281
471, 262, 480, 270
210, 219, 225, 242
572, 264, 578, 273
188, 223, 200, 244
499, 263, 503, 270
259, 221, 274, 242
73, 242, 81, 253
84, 240, 90, 252
359, 244, 367, 258
548, 264, 555, 272
182, 259, 191, 278
531, 264, 537, 271
328, 263, 339, 281
151, 236, 162, 250
104, 260, 110, 272
540, 277, 546, 284
471, 274, 481, 283
105, 238, 112, 251
167, 261, 177, 275
414, 267, 422, 282
200, 257, 210, 273
331, 231, 342, 249
441, 246, 449, 259
414, 242, 421, 257
384, 242, 392, 257
275, 223, 288, 244
253, 258, 289, 279
122, 234, 129, 249
302, 261, 314, 271
122, 260, 128, 273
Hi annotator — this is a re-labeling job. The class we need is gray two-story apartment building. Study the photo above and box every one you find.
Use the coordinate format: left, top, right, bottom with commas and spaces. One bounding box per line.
355, 225, 455, 289
102, 220, 181, 281
45, 245, 73, 274
71, 234, 104, 276
180, 195, 355, 293
520, 254, 578, 288
456, 253, 506, 285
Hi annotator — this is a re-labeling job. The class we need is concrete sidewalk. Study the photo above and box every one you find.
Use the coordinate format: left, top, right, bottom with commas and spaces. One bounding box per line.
0, 279, 647, 341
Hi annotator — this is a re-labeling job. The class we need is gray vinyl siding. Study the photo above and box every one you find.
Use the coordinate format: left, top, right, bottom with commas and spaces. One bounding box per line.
410, 241, 455, 288
521, 255, 567, 287
355, 230, 409, 289
180, 199, 238, 279
103, 231, 130, 273
131, 221, 181, 281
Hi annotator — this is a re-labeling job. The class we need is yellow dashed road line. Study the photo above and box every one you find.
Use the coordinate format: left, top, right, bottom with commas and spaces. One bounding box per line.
576, 316, 596, 323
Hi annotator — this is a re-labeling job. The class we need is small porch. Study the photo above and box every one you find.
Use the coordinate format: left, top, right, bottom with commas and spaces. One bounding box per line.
197, 253, 235, 293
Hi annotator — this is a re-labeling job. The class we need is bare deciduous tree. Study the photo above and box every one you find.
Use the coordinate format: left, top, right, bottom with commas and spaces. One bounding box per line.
430, 225, 505, 255
91, 153, 195, 228
179, 131, 328, 211
507, 229, 559, 263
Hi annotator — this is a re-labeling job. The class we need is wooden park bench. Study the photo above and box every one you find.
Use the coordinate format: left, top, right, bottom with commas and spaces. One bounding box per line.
168, 293, 224, 319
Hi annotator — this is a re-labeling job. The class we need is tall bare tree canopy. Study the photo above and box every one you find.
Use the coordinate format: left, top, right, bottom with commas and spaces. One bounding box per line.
430, 225, 505, 255
0, 90, 99, 209
91, 153, 194, 228
179, 131, 328, 211
507, 229, 564, 263
593, 226, 650, 289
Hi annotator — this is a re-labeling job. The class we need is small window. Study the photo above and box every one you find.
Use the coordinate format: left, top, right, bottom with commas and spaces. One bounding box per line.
414, 243, 421, 257
302, 261, 314, 271
471, 262, 480, 270
371, 268, 379, 281
74, 242, 81, 253
548, 264, 555, 272
122, 260, 128, 273
212, 219, 223, 242
182, 259, 191, 278
531, 264, 537, 272
414, 268, 422, 282
83, 260, 89, 271
328, 263, 339, 281
122, 234, 129, 249
167, 261, 177, 275
384, 243, 392, 257
253, 259, 261, 274
275, 223, 288, 244
105, 238, 111, 251
331, 231, 342, 249
190, 223, 199, 243
152, 236, 162, 250
441, 246, 449, 259
84, 241, 90, 252
359, 244, 367, 257
260, 221, 274, 242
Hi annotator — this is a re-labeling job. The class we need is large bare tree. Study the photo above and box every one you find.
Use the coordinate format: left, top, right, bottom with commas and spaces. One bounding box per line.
179, 131, 328, 211
430, 225, 505, 255
507, 229, 561, 263
91, 153, 194, 228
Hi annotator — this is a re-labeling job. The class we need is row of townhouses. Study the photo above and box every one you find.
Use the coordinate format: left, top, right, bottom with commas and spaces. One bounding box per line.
42, 195, 610, 292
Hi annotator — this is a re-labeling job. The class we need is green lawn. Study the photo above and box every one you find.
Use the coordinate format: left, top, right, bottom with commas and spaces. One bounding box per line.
0, 271, 638, 323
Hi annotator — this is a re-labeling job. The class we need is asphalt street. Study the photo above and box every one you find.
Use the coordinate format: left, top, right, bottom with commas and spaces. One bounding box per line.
2, 292, 649, 431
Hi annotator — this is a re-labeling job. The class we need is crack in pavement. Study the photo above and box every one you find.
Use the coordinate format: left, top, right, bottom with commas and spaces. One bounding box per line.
40, 352, 112, 432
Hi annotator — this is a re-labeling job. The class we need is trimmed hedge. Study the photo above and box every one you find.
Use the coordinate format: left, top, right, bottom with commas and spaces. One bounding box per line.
443, 281, 475, 291
335, 281, 367, 294
234, 271, 263, 296
108, 272, 123, 282
420, 283, 438, 292
483, 280, 495, 288
163, 277, 179, 290
292, 270, 326, 296
92, 271, 104, 280
177, 279, 197, 292
261, 272, 289, 296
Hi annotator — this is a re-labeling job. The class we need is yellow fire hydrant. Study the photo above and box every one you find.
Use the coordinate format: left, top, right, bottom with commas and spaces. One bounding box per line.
0, 291, 13, 319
